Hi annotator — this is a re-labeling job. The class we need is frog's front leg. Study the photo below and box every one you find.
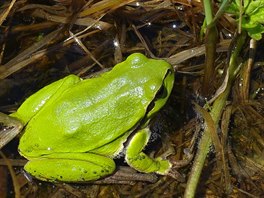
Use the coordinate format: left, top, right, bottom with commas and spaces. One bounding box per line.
24, 153, 115, 182
125, 128, 172, 175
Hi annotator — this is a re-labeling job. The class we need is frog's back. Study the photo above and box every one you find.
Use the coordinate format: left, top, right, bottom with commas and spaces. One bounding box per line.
20, 53, 172, 157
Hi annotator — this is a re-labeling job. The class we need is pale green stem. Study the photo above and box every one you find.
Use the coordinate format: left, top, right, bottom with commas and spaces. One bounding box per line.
184, 32, 247, 198
203, 0, 213, 25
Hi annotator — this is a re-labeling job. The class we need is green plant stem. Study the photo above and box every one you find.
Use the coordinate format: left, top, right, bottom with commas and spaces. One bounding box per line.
202, 0, 219, 96
184, 32, 247, 198
202, 26, 218, 96
203, 0, 213, 25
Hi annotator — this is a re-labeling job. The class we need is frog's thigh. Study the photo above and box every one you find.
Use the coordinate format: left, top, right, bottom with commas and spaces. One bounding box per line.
125, 128, 171, 175
25, 153, 115, 182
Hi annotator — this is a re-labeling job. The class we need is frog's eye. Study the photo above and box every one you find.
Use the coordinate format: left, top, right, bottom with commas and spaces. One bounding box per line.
146, 84, 168, 113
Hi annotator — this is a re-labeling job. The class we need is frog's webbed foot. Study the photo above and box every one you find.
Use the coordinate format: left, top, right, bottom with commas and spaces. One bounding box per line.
124, 127, 193, 182
125, 128, 172, 175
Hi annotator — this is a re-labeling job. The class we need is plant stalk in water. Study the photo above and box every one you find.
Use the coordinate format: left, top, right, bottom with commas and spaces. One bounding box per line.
184, 31, 247, 198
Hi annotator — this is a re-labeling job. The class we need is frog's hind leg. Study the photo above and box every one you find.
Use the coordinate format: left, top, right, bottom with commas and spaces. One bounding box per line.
24, 153, 115, 182
10, 75, 81, 124
125, 128, 172, 175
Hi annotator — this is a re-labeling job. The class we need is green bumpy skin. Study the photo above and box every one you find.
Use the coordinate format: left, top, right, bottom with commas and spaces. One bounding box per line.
11, 53, 175, 182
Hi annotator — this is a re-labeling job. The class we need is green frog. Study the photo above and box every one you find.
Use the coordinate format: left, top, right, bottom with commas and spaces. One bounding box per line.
10, 53, 175, 182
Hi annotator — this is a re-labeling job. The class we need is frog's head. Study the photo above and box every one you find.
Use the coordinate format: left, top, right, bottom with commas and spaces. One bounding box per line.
125, 53, 175, 127
144, 61, 174, 126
